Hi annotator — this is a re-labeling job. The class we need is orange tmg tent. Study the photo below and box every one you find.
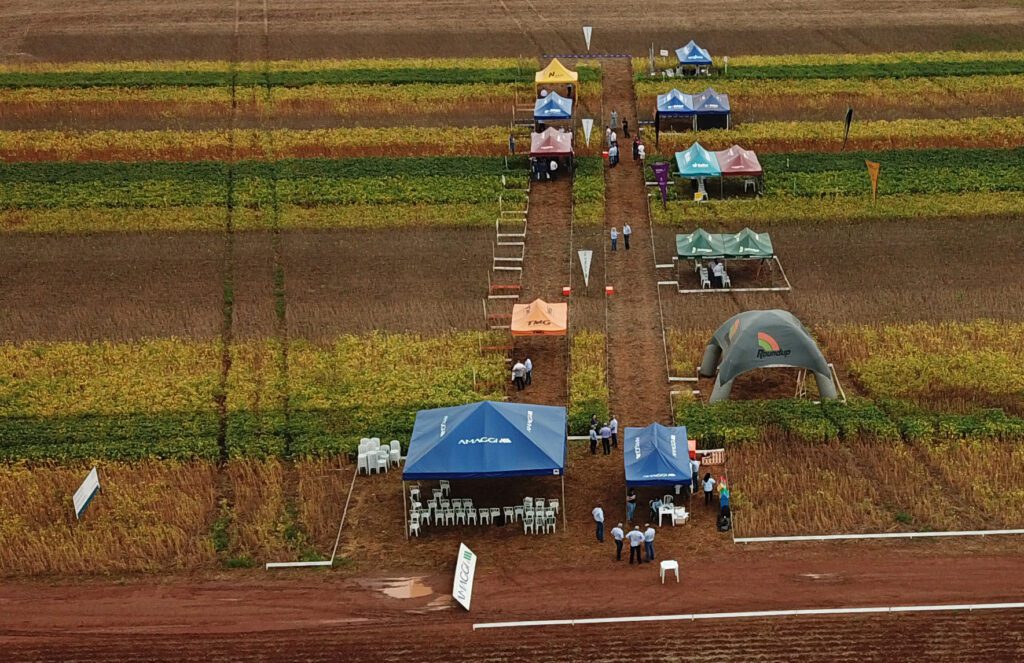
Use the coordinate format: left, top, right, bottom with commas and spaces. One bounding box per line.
511, 298, 568, 336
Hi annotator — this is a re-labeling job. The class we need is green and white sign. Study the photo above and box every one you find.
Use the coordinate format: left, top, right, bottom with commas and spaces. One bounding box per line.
452, 543, 478, 611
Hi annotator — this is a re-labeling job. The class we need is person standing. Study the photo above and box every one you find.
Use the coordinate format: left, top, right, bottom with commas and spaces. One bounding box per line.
626, 526, 644, 564
590, 413, 599, 430
611, 523, 625, 561
610, 110, 618, 130
632, 136, 640, 163
609, 414, 619, 447
605, 127, 612, 147
622, 224, 631, 251
549, 158, 558, 181
610, 227, 618, 251
509, 133, 516, 156
626, 488, 637, 522
644, 523, 656, 562
719, 484, 730, 513
703, 473, 717, 506
691, 456, 701, 494
608, 142, 619, 167
599, 423, 612, 455
524, 356, 533, 386
589, 424, 598, 455
622, 118, 630, 138
637, 142, 646, 169
609, 130, 618, 146
511, 360, 526, 391
592, 503, 605, 543
711, 259, 725, 288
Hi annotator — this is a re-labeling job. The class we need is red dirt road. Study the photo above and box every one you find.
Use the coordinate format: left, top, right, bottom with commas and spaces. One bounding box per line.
3, 550, 1024, 660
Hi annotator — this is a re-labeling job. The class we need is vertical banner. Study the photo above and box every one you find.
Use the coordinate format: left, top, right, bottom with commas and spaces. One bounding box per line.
651, 161, 672, 209
864, 160, 881, 202
73, 467, 101, 519
578, 250, 593, 288
452, 543, 478, 611
583, 26, 592, 51
842, 107, 854, 151
581, 118, 594, 145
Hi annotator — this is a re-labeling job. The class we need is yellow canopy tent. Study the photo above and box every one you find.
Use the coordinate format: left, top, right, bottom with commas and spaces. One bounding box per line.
511, 298, 568, 336
535, 58, 579, 96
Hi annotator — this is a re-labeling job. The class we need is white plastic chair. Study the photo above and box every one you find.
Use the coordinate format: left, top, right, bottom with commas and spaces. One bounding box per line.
390, 448, 401, 467
417, 510, 431, 526
523, 497, 534, 509
389, 440, 401, 454
479, 509, 491, 525
427, 499, 439, 518
464, 498, 474, 509
513, 505, 524, 522
455, 509, 467, 525
432, 488, 442, 501
661, 560, 680, 583
409, 487, 421, 502
440, 499, 451, 510
409, 520, 421, 537
366, 455, 380, 475
376, 450, 390, 473
535, 498, 545, 509
490, 508, 501, 523
663, 494, 674, 505
722, 271, 731, 288
544, 515, 556, 534
442, 509, 455, 526
700, 267, 711, 289
439, 480, 451, 497
523, 515, 536, 534
357, 453, 370, 475
503, 506, 515, 523
369, 437, 381, 447
548, 499, 559, 514
466, 508, 478, 525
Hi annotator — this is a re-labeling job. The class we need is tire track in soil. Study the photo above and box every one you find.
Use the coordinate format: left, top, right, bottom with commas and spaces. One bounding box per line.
600, 59, 672, 428
509, 175, 571, 407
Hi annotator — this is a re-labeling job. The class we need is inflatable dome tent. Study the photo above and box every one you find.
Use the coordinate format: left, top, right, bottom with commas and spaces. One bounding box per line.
699, 310, 838, 403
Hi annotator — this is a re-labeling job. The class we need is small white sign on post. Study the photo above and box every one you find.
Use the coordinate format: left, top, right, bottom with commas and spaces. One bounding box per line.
659, 49, 669, 57
578, 250, 593, 288
73, 467, 100, 520
723, 55, 729, 74
581, 118, 594, 146
452, 543, 478, 611
583, 26, 593, 51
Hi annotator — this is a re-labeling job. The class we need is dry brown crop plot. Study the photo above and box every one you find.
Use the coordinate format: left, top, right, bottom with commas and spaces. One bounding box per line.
0, 228, 494, 342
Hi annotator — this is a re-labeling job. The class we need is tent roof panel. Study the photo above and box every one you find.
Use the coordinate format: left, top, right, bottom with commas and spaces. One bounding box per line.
675, 40, 712, 66
674, 142, 722, 178
535, 58, 579, 85
623, 423, 692, 486
715, 144, 763, 176
656, 88, 695, 115
709, 310, 830, 385
534, 92, 573, 120
692, 87, 731, 114
530, 128, 574, 156
511, 298, 568, 336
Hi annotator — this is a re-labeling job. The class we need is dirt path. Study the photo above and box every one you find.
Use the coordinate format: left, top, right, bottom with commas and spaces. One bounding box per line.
508, 174, 571, 407
601, 59, 672, 429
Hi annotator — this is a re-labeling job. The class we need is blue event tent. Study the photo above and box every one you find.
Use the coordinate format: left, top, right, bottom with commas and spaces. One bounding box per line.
692, 87, 730, 115
403, 401, 567, 480
675, 142, 721, 178
534, 91, 574, 120
623, 423, 692, 486
656, 88, 695, 116
675, 40, 712, 66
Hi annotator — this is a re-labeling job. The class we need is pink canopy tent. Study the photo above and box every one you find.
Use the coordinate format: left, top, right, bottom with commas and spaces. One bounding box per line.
530, 127, 574, 157
714, 145, 763, 177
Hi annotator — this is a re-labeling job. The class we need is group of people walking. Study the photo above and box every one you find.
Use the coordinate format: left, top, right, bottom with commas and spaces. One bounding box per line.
510, 357, 533, 391
593, 503, 657, 565
588, 414, 618, 455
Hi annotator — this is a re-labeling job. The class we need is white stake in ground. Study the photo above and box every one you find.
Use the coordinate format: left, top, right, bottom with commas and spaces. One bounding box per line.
578, 250, 593, 291
581, 118, 594, 146
583, 26, 592, 51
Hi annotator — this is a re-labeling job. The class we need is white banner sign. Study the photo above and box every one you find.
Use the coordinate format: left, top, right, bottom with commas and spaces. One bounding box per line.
581, 118, 594, 145
452, 543, 478, 611
578, 250, 593, 287
660, 49, 669, 57
583, 26, 593, 51
73, 467, 100, 519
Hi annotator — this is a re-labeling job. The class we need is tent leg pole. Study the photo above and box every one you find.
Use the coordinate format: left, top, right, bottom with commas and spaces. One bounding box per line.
403, 480, 409, 541
561, 474, 567, 532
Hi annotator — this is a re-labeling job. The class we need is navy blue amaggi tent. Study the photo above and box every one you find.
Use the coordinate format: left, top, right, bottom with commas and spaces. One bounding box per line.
402, 401, 568, 536
623, 423, 692, 486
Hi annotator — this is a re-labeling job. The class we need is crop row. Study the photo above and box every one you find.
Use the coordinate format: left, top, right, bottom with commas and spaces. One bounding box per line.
0, 64, 601, 89
639, 50, 1024, 80
0, 157, 528, 209
0, 334, 508, 461
568, 331, 610, 435
572, 157, 606, 226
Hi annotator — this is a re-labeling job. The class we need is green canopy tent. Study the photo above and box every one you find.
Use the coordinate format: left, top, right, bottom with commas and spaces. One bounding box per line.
698, 309, 839, 403
674, 228, 790, 293
722, 228, 774, 259
675, 228, 726, 259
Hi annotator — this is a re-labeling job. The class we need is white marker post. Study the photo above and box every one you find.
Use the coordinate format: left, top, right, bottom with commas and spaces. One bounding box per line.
583, 26, 592, 52
578, 250, 593, 292
581, 118, 594, 146
73, 467, 101, 520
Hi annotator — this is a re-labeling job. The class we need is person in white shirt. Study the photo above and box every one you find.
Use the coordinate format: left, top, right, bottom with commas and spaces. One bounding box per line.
548, 158, 558, 181
637, 142, 646, 167
690, 457, 701, 494
609, 415, 619, 448
703, 473, 717, 506
608, 142, 619, 167
610, 227, 618, 251
599, 424, 612, 455
540, 88, 549, 98
511, 361, 526, 391
610, 523, 625, 561
592, 503, 605, 542
524, 357, 533, 385
643, 524, 656, 562
625, 526, 645, 564
711, 259, 725, 288
622, 223, 631, 251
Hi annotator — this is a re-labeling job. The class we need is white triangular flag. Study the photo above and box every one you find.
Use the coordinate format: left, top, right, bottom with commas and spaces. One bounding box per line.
578, 250, 593, 287
583, 26, 593, 51
581, 118, 594, 145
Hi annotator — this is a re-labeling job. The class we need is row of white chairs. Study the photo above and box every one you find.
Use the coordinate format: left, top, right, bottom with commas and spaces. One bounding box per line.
357, 439, 401, 475
523, 513, 557, 534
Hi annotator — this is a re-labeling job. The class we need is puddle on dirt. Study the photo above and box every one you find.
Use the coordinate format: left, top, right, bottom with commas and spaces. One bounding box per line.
358, 576, 434, 600
407, 596, 454, 615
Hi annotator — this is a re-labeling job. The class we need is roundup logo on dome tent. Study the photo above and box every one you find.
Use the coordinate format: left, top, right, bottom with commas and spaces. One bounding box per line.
756, 332, 791, 359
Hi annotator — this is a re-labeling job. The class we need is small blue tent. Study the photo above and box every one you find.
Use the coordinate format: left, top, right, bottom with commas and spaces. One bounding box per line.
402, 401, 567, 480
692, 87, 731, 115
675, 40, 712, 66
656, 89, 695, 116
623, 423, 692, 486
675, 142, 721, 178
534, 92, 574, 121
